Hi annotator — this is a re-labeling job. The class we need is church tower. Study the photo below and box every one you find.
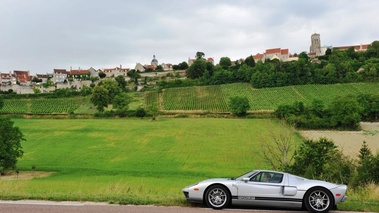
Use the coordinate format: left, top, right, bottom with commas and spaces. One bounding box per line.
310, 33, 321, 56
151, 55, 158, 67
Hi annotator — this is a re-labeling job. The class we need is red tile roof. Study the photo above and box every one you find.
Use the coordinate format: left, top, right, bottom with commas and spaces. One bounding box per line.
14, 70, 30, 83
253, 53, 264, 60
281, 49, 289, 55
36, 74, 48, 78
265, 48, 281, 55
70, 70, 89, 75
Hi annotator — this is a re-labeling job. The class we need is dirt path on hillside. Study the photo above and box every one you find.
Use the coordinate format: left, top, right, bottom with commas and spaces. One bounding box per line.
300, 122, 379, 158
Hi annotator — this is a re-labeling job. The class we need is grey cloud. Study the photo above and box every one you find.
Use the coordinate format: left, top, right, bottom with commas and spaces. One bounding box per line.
0, 0, 378, 73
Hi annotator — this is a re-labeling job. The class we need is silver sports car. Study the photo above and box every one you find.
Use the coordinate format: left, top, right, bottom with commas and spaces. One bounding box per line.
183, 170, 347, 213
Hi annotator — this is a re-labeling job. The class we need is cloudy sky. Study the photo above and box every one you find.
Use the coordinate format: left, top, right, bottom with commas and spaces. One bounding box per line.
0, 0, 377, 74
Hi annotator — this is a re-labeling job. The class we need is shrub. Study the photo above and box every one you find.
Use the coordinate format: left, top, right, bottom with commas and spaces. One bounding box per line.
228, 96, 250, 117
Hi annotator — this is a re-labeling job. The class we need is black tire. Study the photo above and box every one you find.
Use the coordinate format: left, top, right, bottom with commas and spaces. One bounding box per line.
304, 187, 333, 213
204, 185, 230, 209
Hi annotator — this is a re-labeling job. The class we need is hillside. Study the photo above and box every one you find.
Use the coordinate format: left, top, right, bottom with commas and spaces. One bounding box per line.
1, 82, 378, 114
148, 82, 379, 112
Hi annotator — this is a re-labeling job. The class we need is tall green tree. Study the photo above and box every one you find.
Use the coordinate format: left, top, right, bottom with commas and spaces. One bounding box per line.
244, 55, 256, 67
186, 59, 207, 79
219, 57, 232, 69
90, 85, 109, 112
353, 141, 376, 186
288, 138, 338, 178
113, 92, 132, 111
328, 95, 362, 130
0, 118, 25, 171
234, 64, 254, 82
115, 75, 127, 91
99, 79, 121, 103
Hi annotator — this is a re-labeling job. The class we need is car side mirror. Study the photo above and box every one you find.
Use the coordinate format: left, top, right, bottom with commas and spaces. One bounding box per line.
242, 177, 250, 182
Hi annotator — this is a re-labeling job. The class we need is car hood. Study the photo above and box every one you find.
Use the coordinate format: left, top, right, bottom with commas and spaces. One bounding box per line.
199, 178, 230, 184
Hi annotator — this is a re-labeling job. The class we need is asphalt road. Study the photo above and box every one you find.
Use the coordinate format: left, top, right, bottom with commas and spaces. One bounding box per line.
0, 200, 362, 213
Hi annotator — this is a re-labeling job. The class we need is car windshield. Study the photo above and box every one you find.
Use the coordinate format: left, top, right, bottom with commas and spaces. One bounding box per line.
233, 170, 259, 180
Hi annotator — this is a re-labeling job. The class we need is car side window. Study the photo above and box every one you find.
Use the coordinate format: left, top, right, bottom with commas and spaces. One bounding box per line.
250, 172, 283, 183
270, 173, 284, 183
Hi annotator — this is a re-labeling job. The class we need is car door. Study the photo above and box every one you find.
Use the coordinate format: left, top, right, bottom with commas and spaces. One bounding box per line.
237, 172, 285, 202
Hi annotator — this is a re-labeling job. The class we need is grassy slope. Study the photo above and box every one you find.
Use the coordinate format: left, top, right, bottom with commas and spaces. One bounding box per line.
1, 83, 378, 114
0, 118, 301, 204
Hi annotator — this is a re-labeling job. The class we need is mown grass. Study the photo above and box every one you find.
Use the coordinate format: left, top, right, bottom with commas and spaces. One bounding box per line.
1, 118, 301, 205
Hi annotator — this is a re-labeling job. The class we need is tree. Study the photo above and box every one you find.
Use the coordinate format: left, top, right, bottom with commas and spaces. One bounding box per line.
288, 138, 339, 179
113, 92, 132, 111
228, 96, 250, 116
219, 57, 232, 69
0, 118, 25, 172
98, 71, 106, 79
195, 51, 205, 60
328, 95, 362, 130
210, 67, 234, 84
99, 79, 121, 103
90, 85, 109, 112
353, 141, 376, 186
31, 76, 42, 83
258, 121, 296, 171
115, 75, 127, 91
244, 55, 256, 67
178, 61, 189, 70
234, 64, 254, 82
186, 59, 207, 79
358, 141, 372, 161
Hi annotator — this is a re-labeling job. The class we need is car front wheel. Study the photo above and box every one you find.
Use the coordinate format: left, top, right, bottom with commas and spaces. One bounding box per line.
205, 185, 230, 209
304, 187, 333, 213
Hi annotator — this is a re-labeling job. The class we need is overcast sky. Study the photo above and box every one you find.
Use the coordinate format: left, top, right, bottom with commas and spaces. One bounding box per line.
0, 0, 378, 74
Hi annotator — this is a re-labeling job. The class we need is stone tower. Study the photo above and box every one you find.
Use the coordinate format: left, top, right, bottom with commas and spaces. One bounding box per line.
310, 33, 321, 56
151, 55, 158, 67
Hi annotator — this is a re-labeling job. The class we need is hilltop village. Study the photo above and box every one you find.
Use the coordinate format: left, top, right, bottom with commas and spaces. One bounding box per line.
0, 33, 370, 94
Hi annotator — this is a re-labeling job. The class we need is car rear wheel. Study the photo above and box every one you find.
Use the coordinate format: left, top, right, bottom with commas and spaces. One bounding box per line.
304, 187, 333, 213
205, 185, 230, 209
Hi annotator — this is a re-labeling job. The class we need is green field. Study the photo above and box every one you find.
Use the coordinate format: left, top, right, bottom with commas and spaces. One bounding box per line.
1, 118, 378, 211
0, 118, 301, 204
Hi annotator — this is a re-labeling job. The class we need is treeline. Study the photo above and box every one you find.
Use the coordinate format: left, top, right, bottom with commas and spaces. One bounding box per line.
159, 41, 379, 89
275, 94, 379, 130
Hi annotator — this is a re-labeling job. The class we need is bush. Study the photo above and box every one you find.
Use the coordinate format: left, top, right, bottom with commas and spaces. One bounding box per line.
135, 107, 146, 117
228, 96, 250, 117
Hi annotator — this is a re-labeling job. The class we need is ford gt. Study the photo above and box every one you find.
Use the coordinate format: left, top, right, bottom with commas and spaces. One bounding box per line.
182, 170, 347, 213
